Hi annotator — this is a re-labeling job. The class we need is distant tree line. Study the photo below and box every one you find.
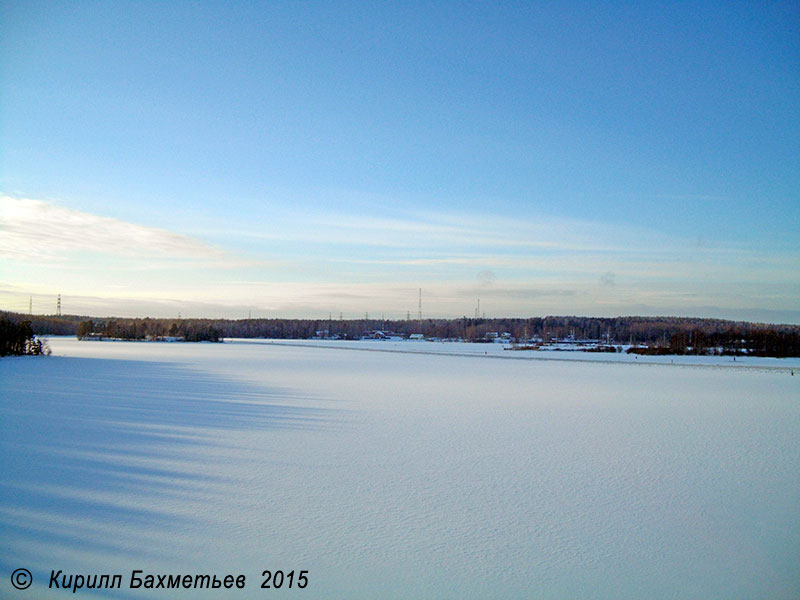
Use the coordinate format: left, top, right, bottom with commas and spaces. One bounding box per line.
210, 315, 800, 356
75, 317, 221, 342
4, 311, 799, 357
4, 312, 87, 336
0, 315, 50, 356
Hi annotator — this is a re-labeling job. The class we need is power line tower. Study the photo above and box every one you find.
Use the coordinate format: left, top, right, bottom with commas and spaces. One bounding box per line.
29, 296, 32, 315
417, 288, 422, 323
56, 294, 62, 316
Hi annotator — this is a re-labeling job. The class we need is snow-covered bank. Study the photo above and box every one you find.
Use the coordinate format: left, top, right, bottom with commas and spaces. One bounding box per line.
2, 338, 799, 598
227, 337, 800, 371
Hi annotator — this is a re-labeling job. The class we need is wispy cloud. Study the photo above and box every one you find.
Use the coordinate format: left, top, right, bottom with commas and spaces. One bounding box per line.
209, 210, 691, 255
3, 196, 797, 322
0, 196, 225, 262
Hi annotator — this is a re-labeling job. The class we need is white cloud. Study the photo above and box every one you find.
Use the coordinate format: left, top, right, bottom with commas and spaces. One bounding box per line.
2, 195, 797, 322
209, 210, 688, 254
0, 196, 224, 262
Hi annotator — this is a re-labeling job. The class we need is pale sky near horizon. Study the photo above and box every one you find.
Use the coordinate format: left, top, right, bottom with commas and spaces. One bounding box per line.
1, 2, 798, 322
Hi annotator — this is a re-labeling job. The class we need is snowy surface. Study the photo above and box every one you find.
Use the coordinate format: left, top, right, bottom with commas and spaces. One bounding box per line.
246, 338, 800, 370
1, 337, 798, 598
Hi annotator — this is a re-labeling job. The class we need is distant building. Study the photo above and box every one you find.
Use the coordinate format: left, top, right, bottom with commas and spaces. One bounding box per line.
362, 330, 388, 339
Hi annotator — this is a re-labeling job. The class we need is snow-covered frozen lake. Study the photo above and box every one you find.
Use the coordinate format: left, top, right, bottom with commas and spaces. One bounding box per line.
254, 337, 800, 369
1, 337, 798, 598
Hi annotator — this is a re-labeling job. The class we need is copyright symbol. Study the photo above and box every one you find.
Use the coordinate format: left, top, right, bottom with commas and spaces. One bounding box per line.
11, 568, 32, 590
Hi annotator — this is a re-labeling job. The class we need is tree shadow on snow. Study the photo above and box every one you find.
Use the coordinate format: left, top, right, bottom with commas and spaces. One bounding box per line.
0, 356, 343, 596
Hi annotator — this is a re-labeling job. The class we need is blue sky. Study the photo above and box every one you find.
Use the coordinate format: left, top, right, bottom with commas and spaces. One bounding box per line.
1, 1, 798, 321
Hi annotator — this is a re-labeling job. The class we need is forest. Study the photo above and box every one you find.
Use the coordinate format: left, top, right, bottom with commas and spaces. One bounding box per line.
75, 317, 222, 342
3, 311, 800, 357
0, 316, 50, 356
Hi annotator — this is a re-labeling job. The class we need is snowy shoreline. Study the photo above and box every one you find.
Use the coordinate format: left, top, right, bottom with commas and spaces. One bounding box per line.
223, 338, 800, 372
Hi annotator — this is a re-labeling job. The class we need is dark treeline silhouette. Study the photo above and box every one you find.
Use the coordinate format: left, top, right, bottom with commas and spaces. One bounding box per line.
5, 312, 87, 335
75, 317, 221, 342
4, 311, 799, 357
0, 316, 50, 356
